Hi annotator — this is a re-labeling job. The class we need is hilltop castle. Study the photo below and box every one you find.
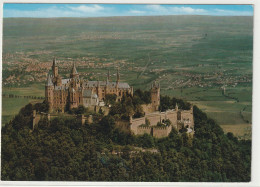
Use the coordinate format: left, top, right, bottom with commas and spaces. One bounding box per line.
43, 58, 194, 138
45, 58, 133, 112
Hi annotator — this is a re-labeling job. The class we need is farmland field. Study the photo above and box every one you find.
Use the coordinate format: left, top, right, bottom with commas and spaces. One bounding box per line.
2, 16, 253, 138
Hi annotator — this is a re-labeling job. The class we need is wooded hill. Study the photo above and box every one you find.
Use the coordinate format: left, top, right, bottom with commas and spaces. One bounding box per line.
1, 93, 251, 181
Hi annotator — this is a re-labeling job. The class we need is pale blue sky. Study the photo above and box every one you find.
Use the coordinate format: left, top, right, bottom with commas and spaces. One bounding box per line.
3, 4, 254, 18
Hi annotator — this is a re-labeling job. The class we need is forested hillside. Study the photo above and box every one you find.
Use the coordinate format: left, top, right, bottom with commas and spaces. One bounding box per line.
1, 96, 251, 181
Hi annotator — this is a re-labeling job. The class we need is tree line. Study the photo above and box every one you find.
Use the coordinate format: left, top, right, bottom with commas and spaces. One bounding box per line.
2, 93, 45, 100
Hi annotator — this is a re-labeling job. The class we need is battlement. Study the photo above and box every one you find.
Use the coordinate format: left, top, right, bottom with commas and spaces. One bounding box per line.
138, 126, 152, 130
152, 125, 170, 130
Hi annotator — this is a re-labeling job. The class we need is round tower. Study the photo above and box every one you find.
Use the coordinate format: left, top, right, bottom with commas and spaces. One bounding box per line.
151, 81, 160, 111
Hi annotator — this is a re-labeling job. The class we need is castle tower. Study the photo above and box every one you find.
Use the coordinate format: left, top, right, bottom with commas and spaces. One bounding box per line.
52, 58, 58, 78
175, 103, 178, 111
151, 81, 160, 111
70, 62, 79, 79
45, 74, 54, 112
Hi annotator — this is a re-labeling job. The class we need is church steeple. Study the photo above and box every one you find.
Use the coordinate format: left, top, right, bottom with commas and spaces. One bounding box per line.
70, 62, 79, 79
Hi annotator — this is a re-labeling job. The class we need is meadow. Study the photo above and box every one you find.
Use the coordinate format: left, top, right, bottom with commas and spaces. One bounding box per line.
2, 16, 253, 138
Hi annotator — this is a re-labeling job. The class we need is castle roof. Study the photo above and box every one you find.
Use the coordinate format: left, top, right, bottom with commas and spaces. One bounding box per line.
82, 81, 130, 89
54, 85, 68, 90
62, 78, 71, 85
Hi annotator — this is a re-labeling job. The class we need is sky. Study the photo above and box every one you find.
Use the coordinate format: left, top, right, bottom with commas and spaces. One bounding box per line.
3, 4, 254, 18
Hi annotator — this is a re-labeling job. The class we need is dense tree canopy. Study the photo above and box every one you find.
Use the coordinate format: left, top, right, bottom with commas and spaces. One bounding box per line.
159, 95, 191, 111
109, 93, 145, 120
1, 98, 251, 181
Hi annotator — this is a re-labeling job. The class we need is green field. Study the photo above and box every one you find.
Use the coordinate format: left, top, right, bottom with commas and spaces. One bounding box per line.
2, 84, 44, 125
2, 16, 253, 138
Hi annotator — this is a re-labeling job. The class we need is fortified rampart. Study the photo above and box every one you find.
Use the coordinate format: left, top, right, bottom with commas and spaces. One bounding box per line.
33, 102, 193, 139
152, 126, 172, 138
128, 105, 194, 138
32, 110, 93, 129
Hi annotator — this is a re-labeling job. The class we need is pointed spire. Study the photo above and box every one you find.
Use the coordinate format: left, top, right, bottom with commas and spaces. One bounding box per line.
70, 62, 79, 78
53, 57, 57, 67
46, 74, 53, 86
71, 62, 78, 74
